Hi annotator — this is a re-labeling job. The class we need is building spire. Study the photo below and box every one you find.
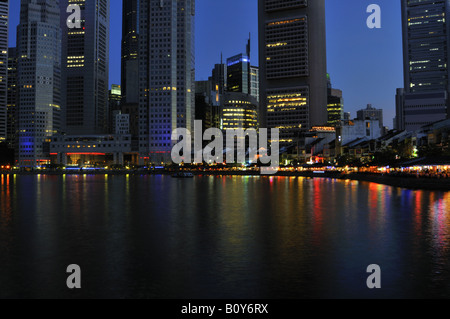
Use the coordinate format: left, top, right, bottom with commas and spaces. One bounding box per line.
247, 33, 251, 59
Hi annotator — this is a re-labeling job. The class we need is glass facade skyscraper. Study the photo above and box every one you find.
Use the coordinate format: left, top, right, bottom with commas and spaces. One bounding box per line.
403, 0, 448, 92
122, 0, 139, 106
227, 54, 250, 94
0, 0, 8, 143
7, 47, 17, 150
396, 0, 450, 131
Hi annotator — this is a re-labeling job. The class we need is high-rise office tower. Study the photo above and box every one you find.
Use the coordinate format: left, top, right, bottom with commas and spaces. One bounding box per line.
7, 47, 17, 149
259, 0, 328, 148
227, 37, 251, 95
60, 0, 110, 135
0, 0, 8, 143
121, 0, 139, 141
109, 84, 122, 134
122, 0, 139, 105
327, 74, 344, 127
227, 53, 250, 94
250, 66, 260, 102
222, 92, 258, 131
17, 0, 62, 167
206, 61, 226, 129
327, 89, 344, 127
138, 0, 195, 164
210, 57, 227, 96
396, 0, 450, 131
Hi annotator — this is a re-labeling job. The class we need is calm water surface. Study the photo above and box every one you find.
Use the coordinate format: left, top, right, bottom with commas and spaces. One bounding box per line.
0, 174, 449, 299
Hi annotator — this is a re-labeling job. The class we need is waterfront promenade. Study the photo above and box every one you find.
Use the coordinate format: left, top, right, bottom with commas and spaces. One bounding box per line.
1, 168, 450, 191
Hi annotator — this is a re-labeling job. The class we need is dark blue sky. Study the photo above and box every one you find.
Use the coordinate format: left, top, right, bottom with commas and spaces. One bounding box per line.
8, 0, 402, 128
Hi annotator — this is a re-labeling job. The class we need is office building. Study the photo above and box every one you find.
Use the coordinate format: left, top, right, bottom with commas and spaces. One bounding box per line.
115, 113, 130, 136
327, 89, 343, 127
121, 0, 139, 106
109, 84, 121, 133
17, 0, 62, 167
210, 58, 227, 96
7, 47, 17, 149
50, 134, 134, 167
60, 0, 110, 135
227, 53, 250, 94
250, 65, 259, 102
195, 80, 214, 132
138, 0, 195, 164
259, 0, 328, 148
327, 74, 343, 127
0, 0, 8, 143
120, 0, 139, 141
227, 37, 251, 94
222, 92, 258, 131
396, 0, 450, 131
357, 104, 383, 129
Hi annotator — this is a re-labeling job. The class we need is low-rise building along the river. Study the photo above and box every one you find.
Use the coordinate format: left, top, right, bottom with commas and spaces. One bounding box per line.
49, 134, 138, 167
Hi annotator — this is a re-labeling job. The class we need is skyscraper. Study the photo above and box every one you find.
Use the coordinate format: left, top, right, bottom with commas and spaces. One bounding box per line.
227, 53, 250, 94
60, 0, 110, 135
227, 37, 251, 95
222, 92, 258, 131
109, 84, 121, 134
258, 0, 328, 149
327, 89, 344, 127
250, 65, 259, 102
7, 47, 17, 149
120, 0, 139, 142
396, 0, 450, 131
210, 58, 227, 96
327, 74, 344, 127
0, 0, 8, 143
121, 0, 139, 106
138, 0, 195, 164
17, 0, 62, 167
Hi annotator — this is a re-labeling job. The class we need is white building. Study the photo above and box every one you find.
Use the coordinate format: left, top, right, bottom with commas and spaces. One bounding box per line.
336, 119, 382, 156
17, 0, 62, 167
138, 0, 195, 164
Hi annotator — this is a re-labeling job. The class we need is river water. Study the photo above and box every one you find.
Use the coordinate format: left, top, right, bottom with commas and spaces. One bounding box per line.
0, 174, 449, 299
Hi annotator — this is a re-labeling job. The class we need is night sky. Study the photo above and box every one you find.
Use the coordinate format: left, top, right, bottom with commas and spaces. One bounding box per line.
8, 0, 402, 128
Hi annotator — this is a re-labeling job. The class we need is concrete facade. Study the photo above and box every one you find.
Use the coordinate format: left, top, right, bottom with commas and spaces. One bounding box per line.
258, 0, 328, 148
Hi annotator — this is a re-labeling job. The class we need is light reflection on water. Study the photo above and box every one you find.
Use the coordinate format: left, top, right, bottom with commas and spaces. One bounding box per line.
0, 174, 449, 299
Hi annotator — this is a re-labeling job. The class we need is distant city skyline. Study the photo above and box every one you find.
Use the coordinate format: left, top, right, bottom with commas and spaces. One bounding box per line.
7, 0, 403, 128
